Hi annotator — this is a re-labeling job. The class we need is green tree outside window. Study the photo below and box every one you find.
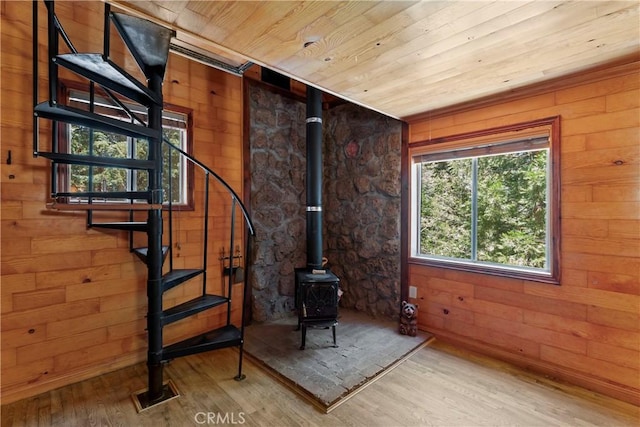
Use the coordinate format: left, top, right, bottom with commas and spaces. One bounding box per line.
418, 149, 549, 271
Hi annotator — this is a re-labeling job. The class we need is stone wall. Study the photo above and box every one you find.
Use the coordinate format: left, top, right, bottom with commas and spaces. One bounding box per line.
248, 81, 403, 321
323, 105, 403, 318
248, 83, 307, 321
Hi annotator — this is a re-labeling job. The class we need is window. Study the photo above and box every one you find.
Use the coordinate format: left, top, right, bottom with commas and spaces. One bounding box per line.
410, 117, 560, 283
59, 84, 193, 208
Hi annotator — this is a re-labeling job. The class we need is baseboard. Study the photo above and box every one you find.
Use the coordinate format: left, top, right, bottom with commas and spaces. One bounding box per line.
1, 351, 146, 405
425, 328, 640, 407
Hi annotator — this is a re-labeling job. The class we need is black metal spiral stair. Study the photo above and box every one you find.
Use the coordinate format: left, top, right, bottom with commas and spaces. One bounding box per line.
33, 1, 255, 410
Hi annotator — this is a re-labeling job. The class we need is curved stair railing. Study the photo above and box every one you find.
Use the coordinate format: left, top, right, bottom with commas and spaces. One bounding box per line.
32, 0, 255, 410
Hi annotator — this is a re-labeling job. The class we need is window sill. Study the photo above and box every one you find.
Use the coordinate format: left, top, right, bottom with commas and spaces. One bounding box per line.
409, 256, 560, 285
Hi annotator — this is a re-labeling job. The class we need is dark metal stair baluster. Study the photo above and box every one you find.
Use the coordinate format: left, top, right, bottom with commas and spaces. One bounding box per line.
103, 3, 110, 59
167, 148, 174, 272
236, 231, 253, 381
45, 1, 59, 199
45, 0, 57, 107
87, 82, 95, 224
32, 1, 39, 157
227, 197, 236, 326
203, 172, 210, 297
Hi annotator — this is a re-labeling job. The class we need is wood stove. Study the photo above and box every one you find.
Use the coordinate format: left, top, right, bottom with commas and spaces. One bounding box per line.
295, 268, 339, 350
295, 86, 340, 350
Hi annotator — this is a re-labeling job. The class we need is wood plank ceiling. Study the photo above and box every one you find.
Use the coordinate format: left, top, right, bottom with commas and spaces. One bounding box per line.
110, 1, 640, 119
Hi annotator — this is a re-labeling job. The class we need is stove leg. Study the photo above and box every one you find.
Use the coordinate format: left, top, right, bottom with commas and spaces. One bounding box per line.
300, 324, 307, 350
332, 325, 337, 348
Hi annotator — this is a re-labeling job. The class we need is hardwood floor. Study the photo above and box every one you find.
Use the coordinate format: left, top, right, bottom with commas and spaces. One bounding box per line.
2, 340, 638, 426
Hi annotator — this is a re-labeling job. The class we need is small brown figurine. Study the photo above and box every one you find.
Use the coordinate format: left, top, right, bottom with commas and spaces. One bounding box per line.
399, 300, 418, 337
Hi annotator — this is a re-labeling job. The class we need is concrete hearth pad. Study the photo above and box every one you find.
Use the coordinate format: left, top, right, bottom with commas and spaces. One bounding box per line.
244, 309, 433, 412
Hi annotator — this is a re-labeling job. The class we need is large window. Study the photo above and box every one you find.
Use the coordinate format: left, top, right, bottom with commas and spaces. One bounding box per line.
410, 117, 560, 283
60, 84, 193, 208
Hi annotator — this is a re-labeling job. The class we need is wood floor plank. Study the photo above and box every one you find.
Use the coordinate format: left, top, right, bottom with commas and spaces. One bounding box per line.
1, 340, 638, 426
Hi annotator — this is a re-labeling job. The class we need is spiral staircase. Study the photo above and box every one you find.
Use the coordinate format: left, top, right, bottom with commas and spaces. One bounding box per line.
32, 1, 255, 410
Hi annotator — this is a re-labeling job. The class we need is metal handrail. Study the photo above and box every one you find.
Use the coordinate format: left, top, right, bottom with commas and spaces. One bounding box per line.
162, 138, 255, 236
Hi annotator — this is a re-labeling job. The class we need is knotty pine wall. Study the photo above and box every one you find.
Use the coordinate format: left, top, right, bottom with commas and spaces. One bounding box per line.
1, 2, 245, 403
406, 59, 639, 405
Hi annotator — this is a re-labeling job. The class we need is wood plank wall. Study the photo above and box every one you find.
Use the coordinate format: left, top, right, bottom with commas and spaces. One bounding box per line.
406, 59, 640, 405
1, 2, 245, 403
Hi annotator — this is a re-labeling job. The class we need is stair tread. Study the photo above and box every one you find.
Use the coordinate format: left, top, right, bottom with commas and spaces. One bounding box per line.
47, 202, 161, 211
132, 246, 170, 265
52, 190, 151, 200
162, 269, 204, 293
54, 53, 160, 106
92, 221, 147, 224
90, 221, 148, 232
162, 294, 228, 326
38, 152, 154, 170
162, 325, 241, 361
111, 12, 174, 80
34, 102, 159, 139
133, 246, 169, 256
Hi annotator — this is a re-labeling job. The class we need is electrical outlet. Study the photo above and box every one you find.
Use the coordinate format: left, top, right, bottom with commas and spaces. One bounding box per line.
409, 286, 417, 299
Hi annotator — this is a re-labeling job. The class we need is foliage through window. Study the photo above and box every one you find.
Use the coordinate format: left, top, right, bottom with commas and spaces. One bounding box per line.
410, 118, 560, 283
62, 87, 192, 207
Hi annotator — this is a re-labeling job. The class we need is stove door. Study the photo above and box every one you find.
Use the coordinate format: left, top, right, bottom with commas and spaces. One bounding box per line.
300, 281, 338, 320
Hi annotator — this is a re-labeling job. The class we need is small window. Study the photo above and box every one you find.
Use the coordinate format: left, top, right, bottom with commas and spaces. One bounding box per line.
410, 117, 560, 283
59, 84, 193, 208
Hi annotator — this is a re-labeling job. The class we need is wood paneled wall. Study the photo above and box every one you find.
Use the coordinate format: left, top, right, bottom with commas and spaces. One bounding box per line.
1, 2, 245, 403
406, 59, 640, 405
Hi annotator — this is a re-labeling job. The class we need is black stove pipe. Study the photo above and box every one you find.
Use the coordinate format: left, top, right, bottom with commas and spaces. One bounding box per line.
306, 86, 323, 270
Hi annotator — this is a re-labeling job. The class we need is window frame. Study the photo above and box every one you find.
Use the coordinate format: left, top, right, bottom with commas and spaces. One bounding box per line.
57, 80, 195, 210
409, 116, 561, 284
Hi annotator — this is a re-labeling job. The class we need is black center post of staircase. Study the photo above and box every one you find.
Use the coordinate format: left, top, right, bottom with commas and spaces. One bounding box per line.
145, 71, 166, 405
